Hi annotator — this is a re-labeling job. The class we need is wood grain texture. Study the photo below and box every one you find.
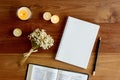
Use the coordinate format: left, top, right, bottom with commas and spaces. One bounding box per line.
0, 53, 120, 80
0, 0, 120, 80
0, 0, 120, 53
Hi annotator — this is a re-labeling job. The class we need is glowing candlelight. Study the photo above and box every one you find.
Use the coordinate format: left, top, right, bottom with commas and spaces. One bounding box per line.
17, 7, 32, 20
51, 15, 60, 24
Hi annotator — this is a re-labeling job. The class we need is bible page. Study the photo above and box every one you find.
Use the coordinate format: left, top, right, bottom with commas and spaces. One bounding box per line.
26, 64, 58, 80
56, 70, 88, 80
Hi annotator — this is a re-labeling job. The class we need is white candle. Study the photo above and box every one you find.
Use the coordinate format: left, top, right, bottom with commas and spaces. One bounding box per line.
43, 12, 52, 21
51, 15, 60, 24
13, 28, 22, 37
17, 7, 32, 20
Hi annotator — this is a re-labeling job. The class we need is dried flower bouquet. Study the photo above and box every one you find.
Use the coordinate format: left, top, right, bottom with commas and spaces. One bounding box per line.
20, 28, 54, 65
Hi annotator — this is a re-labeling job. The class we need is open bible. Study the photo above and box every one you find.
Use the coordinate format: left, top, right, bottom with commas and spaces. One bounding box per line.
26, 64, 89, 80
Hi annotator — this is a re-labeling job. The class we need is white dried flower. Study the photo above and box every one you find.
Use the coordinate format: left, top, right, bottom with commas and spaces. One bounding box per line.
28, 28, 54, 50
20, 28, 54, 66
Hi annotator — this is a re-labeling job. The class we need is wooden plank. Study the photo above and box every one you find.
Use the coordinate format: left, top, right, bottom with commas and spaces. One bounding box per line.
0, 0, 120, 53
0, 53, 120, 80
0, 23, 120, 53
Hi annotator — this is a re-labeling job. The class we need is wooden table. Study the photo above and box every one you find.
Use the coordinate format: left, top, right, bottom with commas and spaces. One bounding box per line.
0, 0, 120, 80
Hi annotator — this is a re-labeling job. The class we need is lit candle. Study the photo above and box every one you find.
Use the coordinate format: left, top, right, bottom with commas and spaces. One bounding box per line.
17, 7, 32, 20
43, 12, 52, 21
13, 28, 22, 37
51, 15, 60, 24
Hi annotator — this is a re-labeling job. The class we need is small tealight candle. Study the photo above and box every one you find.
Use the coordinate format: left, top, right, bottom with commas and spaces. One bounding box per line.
43, 12, 52, 21
51, 15, 60, 24
17, 7, 32, 20
13, 28, 22, 37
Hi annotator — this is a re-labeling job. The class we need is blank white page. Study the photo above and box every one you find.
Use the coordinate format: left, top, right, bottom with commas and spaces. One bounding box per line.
55, 16, 100, 69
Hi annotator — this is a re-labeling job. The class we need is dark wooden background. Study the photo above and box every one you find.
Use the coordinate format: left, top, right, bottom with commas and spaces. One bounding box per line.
0, 0, 120, 80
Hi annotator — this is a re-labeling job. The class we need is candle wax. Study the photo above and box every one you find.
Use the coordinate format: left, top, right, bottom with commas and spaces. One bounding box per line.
43, 12, 52, 21
51, 15, 60, 24
13, 28, 22, 37
17, 7, 32, 20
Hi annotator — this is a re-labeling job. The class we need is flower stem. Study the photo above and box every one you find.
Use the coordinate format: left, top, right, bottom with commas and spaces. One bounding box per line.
20, 48, 35, 66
